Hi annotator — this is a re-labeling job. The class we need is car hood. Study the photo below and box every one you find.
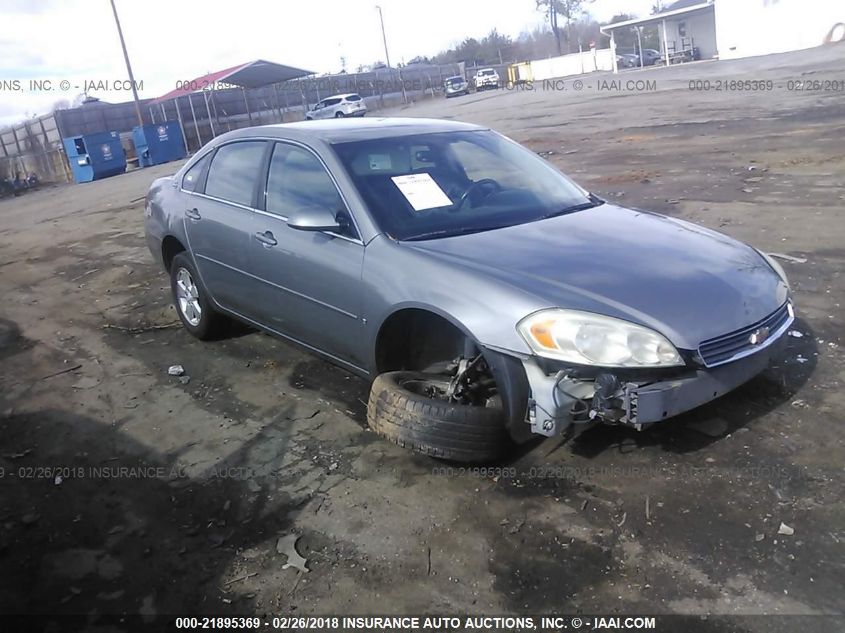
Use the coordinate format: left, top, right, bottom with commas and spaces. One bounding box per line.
405, 204, 788, 350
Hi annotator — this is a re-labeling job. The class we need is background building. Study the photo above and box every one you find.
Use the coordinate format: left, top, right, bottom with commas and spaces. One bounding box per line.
715, 0, 845, 60
602, 0, 844, 68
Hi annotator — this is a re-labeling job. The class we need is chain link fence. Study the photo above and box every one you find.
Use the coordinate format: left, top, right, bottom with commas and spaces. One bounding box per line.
1, 113, 72, 186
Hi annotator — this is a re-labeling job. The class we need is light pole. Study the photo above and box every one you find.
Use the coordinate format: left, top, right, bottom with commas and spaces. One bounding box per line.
109, 0, 144, 126
375, 5, 391, 68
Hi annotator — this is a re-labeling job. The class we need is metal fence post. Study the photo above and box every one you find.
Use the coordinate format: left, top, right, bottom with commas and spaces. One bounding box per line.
203, 91, 215, 137
174, 96, 189, 154
10, 126, 22, 155
188, 94, 203, 148
242, 88, 252, 125
282, 85, 290, 121
398, 67, 407, 104
272, 83, 283, 122
209, 91, 223, 132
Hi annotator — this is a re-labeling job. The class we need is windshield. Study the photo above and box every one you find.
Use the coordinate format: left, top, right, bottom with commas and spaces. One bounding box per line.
445, 77, 463, 86
478, 69, 495, 76
332, 130, 595, 240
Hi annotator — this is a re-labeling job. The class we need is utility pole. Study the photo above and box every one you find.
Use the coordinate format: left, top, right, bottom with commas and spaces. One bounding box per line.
636, 27, 644, 68
109, 0, 144, 126
375, 5, 391, 68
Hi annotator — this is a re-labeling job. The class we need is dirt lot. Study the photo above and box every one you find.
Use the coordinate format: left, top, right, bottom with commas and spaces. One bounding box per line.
1, 45, 843, 628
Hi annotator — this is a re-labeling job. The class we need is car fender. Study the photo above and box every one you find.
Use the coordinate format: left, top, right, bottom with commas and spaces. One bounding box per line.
144, 176, 182, 265
361, 235, 541, 373
367, 297, 533, 442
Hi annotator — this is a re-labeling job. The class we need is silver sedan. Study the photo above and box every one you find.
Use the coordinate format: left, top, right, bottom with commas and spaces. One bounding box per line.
145, 118, 792, 461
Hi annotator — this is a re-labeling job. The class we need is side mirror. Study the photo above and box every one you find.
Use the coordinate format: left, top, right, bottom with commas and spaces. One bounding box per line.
287, 206, 341, 232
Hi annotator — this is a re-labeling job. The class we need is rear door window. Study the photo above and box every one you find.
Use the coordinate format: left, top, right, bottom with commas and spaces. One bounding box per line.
204, 141, 266, 207
182, 152, 211, 192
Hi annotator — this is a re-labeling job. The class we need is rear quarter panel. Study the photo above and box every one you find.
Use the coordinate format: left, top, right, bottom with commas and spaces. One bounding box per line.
144, 175, 186, 268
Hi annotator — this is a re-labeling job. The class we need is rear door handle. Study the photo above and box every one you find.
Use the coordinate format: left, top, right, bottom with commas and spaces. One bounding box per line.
185, 208, 201, 221
255, 230, 277, 247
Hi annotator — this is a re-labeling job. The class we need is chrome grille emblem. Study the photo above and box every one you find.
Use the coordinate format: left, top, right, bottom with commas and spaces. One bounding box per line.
749, 326, 771, 345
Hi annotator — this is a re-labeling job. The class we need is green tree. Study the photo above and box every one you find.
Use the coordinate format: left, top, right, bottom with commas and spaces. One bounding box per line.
480, 28, 513, 64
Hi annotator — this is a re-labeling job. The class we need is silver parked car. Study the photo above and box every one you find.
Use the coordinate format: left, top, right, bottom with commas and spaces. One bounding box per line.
145, 118, 793, 462
305, 93, 367, 120
444, 75, 470, 97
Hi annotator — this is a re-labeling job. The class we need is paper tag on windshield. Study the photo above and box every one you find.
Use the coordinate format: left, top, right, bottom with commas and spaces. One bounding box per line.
391, 173, 452, 211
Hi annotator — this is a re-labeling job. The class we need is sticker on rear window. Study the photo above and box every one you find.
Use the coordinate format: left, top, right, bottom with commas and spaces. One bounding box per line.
391, 173, 453, 211
369, 154, 392, 170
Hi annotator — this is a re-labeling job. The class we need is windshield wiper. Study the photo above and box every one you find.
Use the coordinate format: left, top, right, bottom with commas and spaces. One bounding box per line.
541, 198, 603, 221
403, 224, 513, 241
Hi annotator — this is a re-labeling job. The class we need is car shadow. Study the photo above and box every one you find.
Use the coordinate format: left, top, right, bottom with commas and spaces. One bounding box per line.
0, 317, 33, 363
0, 401, 307, 622
212, 317, 258, 340
159, 308, 818, 465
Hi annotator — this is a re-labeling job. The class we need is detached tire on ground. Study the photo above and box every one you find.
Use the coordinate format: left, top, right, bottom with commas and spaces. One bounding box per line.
367, 371, 508, 462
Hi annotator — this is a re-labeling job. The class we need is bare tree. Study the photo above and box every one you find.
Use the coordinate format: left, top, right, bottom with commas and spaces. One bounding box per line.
536, 0, 595, 55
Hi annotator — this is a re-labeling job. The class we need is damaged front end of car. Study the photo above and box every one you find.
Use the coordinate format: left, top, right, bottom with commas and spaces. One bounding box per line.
488, 301, 794, 439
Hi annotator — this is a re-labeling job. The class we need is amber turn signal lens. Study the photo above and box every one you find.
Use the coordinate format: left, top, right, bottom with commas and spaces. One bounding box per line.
529, 320, 557, 350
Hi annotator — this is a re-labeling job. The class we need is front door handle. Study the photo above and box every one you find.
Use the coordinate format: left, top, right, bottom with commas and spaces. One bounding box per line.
255, 230, 277, 247
185, 208, 201, 221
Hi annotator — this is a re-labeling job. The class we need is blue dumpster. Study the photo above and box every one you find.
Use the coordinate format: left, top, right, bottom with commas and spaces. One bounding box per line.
62, 131, 126, 183
132, 121, 186, 167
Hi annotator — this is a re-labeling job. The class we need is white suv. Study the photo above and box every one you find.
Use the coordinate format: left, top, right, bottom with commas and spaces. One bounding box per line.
305, 93, 367, 120
474, 68, 500, 90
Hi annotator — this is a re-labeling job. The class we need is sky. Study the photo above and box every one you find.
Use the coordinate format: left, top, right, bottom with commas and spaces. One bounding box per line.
0, 0, 654, 125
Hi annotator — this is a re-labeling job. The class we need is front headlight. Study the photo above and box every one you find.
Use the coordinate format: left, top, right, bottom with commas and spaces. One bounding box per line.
517, 309, 684, 367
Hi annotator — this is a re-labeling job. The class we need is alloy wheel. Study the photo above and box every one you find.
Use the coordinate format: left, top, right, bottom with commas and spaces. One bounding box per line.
175, 267, 202, 326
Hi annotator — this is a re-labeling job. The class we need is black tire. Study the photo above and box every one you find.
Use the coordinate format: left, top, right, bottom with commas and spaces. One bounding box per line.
335, 111, 345, 118
170, 252, 227, 340
367, 371, 508, 462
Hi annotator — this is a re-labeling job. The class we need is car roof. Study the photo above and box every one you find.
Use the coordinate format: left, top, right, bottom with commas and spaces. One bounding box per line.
321, 93, 359, 100
445, 75, 464, 81
217, 117, 488, 144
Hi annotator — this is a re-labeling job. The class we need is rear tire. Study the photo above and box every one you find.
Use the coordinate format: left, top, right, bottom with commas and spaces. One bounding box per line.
367, 371, 508, 462
170, 252, 227, 340
335, 111, 346, 118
